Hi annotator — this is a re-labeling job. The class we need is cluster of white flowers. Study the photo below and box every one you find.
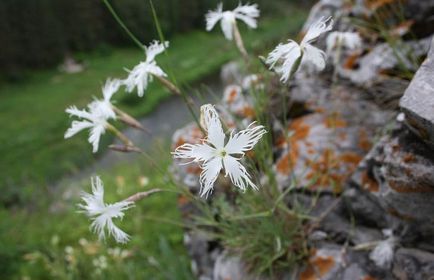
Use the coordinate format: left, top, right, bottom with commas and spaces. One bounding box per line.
65, 41, 168, 152
67, 1, 348, 244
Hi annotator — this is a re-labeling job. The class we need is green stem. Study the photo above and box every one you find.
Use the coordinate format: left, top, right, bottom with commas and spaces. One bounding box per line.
102, 0, 145, 51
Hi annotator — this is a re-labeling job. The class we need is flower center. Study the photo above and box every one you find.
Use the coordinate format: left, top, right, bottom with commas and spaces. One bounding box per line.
217, 148, 227, 158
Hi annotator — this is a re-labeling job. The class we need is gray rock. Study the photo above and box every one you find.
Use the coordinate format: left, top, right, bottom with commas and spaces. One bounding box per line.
220, 61, 243, 86
393, 248, 434, 280
373, 130, 434, 227
183, 231, 220, 279
400, 37, 434, 148
213, 251, 267, 280
339, 37, 431, 86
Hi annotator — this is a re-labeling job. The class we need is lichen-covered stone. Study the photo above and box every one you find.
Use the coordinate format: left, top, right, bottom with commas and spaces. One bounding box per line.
338, 37, 431, 86
393, 248, 434, 280
273, 109, 381, 193
400, 37, 434, 148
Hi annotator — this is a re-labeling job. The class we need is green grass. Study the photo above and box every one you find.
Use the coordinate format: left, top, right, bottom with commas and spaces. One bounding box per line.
0, 11, 307, 195
0, 147, 193, 279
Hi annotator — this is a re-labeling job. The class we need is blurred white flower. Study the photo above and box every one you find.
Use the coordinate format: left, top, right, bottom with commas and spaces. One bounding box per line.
64, 100, 115, 153
124, 40, 168, 97
326, 31, 362, 54
89, 78, 121, 120
267, 16, 333, 82
370, 231, 396, 269
173, 104, 266, 197
79, 176, 134, 244
396, 112, 405, 122
206, 2, 260, 41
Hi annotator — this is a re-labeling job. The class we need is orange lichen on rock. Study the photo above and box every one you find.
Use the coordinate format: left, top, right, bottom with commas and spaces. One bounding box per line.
387, 207, 415, 221
241, 106, 256, 118
226, 87, 239, 104
358, 129, 372, 152
388, 180, 434, 193
186, 165, 202, 176
402, 153, 415, 163
299, 254, 336, 280
304, 150, 361, 193
276, 118, 312, 175
174, 136, 186, 149
390, 20, 414, 37
343, 52, 361, 69
361, 171, 379, 192
177, 194, 190, 207
362, 276, 378, 280
365, 0, 396, 11
324, 115, 347, 129
276, 150, 297, 175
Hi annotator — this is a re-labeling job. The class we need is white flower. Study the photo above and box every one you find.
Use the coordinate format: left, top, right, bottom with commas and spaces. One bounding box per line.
396, 112, 405, 122
89, 78, 121, 120
173, 104, 266, 197
123, 40, 168, 97
370, 231, 396, 269
266, 17, 333, 82
206, 2, 260, 41
79, 176, 134, 244
65, 102, 114, 153
326, 31, 362, 53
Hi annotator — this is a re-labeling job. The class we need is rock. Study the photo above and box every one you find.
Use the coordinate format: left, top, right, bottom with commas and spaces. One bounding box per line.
183, 231, 220, 279
213, 251, 266, 280
220, 61, 243, 86
393, 248, 434, 280
298, 245, 381, 280
338, 37, 431, 87
405, 0, 434, 38
273, 112, 374, 193
373, 130, 434, 227
400, 37, 434, 148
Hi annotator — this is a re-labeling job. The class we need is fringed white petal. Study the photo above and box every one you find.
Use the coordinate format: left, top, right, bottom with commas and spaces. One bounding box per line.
223, 155, 257, 191
88, 100, 116, 120
234, 3, 259, 29
66, 106, 93, 120
102, 78, 121, 102
146, 63, 167, 78
205, 3, 223, 31
173, 143, 215, 163
65, 120, 93, 139
302, 43, 327, 71
199, 157, 222, 197
201, 104, 225, 149
220, 12, 235, 40
89, 124, 106, 153
225, 123, 266, 155
145, 40, 168, 63
301, 16, 333, 46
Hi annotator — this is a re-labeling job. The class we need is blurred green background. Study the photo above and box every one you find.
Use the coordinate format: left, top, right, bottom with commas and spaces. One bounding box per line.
0, 0, 308, 278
